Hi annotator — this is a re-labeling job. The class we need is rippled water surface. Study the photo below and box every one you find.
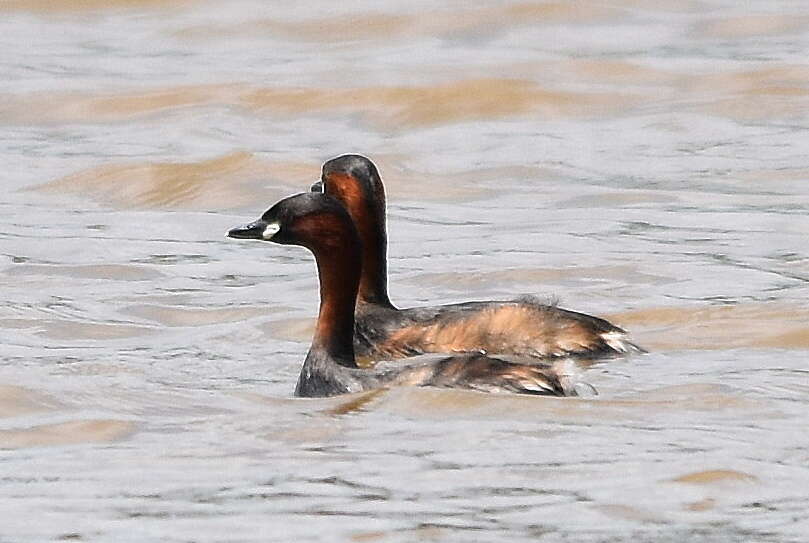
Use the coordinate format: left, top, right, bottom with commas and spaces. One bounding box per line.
2, 1, 809, 541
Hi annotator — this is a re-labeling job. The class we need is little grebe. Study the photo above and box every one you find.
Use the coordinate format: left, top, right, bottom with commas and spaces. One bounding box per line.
310, 154, 643, 362
228, 192, 587, 398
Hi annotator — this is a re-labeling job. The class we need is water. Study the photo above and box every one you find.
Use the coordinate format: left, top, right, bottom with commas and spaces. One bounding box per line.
2, 1, 809, 541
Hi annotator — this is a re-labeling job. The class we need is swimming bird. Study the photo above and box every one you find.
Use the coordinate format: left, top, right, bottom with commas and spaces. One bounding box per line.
228, 192, 586, 398
310, 154, 643, 362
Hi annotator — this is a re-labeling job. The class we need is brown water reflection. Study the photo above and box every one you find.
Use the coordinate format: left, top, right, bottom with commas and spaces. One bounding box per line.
176, 2, 622, 42
0, 419, 136, 449
36, 152, 298, 210
611, 303, 809, 350
672, 469, 758, 485
2, 0, 809, 541
5, 65, 807, 130
1, 79, 637, 127
35, 150, 498, 208
0, 385, 62, 417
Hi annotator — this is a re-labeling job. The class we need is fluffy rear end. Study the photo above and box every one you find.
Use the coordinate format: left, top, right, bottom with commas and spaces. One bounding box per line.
547, 358, 597, 397
600, 331, 647, 356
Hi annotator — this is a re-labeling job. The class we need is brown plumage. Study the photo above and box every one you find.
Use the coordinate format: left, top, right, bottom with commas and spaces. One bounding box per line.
375, 302, 618, 360
228, 192, 588, 398
313, 154, 643, 361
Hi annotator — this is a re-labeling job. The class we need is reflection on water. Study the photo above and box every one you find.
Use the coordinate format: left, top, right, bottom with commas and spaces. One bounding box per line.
1, 0, 808, 541
36, 151, 301, 210
1, 79, 637, 127
609, 303, 809, 350
175, 2, 623, 43
0, 419, 137, 449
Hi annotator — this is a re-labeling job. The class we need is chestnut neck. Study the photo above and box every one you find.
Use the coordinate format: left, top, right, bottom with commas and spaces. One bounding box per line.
328, 175, 394, 309
308, 237, 361, 368
355, 199, 394, 308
